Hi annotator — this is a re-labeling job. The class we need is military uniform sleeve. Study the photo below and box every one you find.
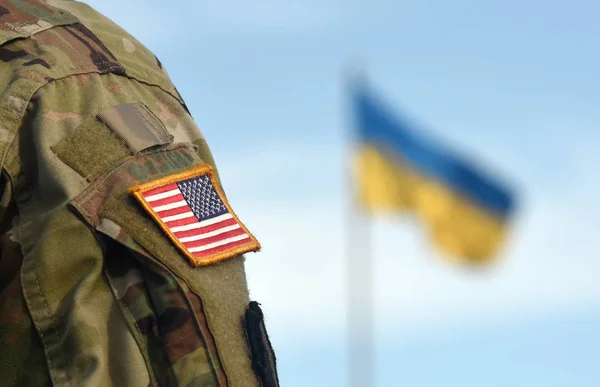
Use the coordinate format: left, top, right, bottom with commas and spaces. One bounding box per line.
0, 1, 278, 386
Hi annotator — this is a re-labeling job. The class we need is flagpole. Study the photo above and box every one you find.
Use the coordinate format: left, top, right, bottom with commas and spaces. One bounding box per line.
345, 66, 376, 387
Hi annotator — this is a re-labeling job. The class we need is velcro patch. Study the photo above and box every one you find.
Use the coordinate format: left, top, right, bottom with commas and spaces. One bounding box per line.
130, 165, 260, 267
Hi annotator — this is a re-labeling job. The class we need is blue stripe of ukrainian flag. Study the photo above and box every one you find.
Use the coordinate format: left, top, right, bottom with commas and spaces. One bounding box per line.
352, 84, 516, 263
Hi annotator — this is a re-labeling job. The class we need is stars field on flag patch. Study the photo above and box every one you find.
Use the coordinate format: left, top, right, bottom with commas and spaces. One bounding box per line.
130, 165, 260, 266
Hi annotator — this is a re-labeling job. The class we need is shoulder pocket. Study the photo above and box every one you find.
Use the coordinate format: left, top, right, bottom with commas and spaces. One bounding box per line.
68, 145, 264, 385
68, 143, 230, 386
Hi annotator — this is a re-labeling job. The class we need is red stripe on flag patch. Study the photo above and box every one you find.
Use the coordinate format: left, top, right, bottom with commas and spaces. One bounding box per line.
195, 237, 253, 258
182, 227, 247, 250
164, 215, 199, 229
144, 183, 179, 197
148, 194, 185, 209
129, 165, 261, 267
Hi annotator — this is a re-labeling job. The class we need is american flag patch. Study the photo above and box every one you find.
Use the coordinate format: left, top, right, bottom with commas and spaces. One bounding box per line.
130, 165, 260, 266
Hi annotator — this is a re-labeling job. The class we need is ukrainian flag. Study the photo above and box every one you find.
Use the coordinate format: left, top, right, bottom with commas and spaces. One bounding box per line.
352, 83, 516, 263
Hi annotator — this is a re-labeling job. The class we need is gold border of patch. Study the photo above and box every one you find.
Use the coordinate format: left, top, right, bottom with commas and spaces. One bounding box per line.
129, 164, 261, 267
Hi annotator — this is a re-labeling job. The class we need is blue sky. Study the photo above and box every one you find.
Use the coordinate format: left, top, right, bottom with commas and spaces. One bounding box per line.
84, 1, 600, 386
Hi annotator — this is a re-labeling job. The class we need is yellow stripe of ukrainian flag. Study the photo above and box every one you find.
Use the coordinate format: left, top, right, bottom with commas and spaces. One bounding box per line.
352, 85, 516, 264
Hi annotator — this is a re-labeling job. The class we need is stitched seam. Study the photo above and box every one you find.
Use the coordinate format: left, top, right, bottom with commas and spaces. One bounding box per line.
179, 283, 229, 387
33, 270, 70, 385
75, 186, 100, 221
21, 224, 72, 387
102, 270, 157, 387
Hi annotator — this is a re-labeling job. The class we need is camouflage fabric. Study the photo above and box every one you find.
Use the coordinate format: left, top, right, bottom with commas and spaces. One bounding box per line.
0, 1, 278, 386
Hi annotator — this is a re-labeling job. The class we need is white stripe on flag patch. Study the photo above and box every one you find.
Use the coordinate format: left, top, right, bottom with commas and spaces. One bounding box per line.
162, 211, 195, 223
188, 234, 250, 253
144, 188, 181, 202
179, 224, 241, 243
154, 200, 188, 212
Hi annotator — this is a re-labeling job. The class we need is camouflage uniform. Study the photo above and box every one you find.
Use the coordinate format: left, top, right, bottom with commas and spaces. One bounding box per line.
0, 1, 278, 386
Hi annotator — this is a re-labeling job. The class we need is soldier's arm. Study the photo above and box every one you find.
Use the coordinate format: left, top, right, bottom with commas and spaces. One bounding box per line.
0, 1, 278, 386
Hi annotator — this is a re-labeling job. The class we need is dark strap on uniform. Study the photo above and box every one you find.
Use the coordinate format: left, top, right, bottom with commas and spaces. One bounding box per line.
245, 301, 280, 387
